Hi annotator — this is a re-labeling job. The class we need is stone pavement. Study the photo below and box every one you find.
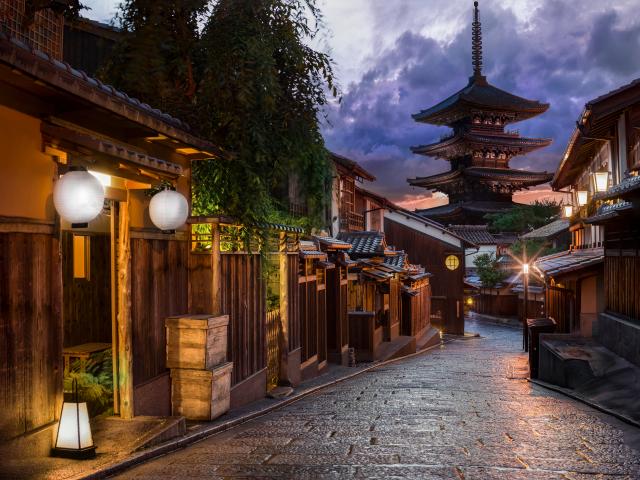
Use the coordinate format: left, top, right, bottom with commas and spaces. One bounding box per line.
115, 320, 640, 479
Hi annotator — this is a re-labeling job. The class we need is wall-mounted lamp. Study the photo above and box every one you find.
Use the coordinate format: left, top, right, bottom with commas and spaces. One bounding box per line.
593, 170, 610, 193
576, 190, 588, 206
563, 205, 574, 218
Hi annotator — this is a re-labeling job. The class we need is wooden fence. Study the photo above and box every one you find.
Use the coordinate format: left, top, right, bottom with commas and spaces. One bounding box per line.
266, 309, 281, 390
0, 229, 62, 440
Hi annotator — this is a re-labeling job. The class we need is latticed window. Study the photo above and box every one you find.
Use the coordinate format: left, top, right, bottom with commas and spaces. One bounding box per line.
0, 0, 63, 59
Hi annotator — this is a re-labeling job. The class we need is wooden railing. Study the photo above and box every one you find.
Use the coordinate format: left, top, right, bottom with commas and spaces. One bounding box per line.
340, 211, 365, 231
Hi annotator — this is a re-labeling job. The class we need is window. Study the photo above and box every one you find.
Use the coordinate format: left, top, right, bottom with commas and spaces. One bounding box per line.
72, 234, 90, 279
445, 255, 460, 271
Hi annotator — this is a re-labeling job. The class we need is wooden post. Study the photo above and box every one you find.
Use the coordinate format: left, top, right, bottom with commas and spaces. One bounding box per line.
212, 223, 222, 315
110, 200, 119, 415
117, 196, 134, 419
278, 232, 291, 385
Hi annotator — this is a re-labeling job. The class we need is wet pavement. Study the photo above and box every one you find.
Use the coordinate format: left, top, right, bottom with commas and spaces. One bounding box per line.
115, 319, 640, 479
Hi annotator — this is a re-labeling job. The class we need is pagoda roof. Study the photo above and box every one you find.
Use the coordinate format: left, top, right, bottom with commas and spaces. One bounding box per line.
411, 131, 552, 158
413, 75, 550, 126
415, 201, 517, 224
408, 167, 553, 189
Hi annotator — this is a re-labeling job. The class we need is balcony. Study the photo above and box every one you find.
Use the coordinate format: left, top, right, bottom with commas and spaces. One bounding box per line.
340, 211, 365, 232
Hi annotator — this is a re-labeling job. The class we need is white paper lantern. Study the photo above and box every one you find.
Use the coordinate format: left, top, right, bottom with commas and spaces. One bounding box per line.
149, 189, 189, 231
53, 170, 105, 224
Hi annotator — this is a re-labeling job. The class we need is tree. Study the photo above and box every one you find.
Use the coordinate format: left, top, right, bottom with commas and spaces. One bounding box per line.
192, 0, 337, 230
100, 0, 208, 123
102, 0, 337, 231
485, 200, 561, 234
510, 238, 561, 260
473, 253, 507, 289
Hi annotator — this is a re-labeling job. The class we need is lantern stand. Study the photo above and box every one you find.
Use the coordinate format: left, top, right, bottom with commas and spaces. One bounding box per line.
51, 379, 97, 459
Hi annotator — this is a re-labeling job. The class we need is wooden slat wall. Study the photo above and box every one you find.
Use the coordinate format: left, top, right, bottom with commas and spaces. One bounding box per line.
61, 232, 111, 347
546, 286, 575, 333
317, 288, 327, 362
474, 293, 519, 317
288, 254, 301, 352
0, 232, 62, 440
221, 254, 266, 386
384, 218, 465, 334
606, 256, 640, 321
130, 238, 188, 386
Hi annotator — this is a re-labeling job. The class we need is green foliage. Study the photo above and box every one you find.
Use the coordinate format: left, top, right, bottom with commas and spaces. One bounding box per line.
101, 0, 208, 122
510, 238, 562, 260
473, 253, 507, 289
25, 1, 85, 24
64, 350, 113, 417
103, 0, 337, 233
485, 200, 561, 234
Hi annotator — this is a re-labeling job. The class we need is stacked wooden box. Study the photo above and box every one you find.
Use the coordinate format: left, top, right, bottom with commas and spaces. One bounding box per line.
166, 314, 233, 421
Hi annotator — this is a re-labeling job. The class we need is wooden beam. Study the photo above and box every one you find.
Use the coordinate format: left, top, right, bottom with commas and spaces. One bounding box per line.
117, 197, 134, 419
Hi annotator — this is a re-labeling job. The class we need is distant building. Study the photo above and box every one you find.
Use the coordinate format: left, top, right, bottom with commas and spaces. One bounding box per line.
409, 2, 552, 225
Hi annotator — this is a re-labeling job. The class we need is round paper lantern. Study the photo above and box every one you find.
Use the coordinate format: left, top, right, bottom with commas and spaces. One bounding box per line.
149, 189, 188, 231
53, 170, 105, 224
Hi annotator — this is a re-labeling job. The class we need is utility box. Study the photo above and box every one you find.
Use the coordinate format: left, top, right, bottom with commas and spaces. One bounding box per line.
166, 314, 229, 370
170, 362, 233, 420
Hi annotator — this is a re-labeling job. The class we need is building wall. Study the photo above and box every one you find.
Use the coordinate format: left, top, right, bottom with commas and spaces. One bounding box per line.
0, 105, 56, 220
384, 217, 465, 334
465, 245, 497, 270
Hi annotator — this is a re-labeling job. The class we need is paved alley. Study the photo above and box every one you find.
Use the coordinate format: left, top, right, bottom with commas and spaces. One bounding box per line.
116, 320, 640, 479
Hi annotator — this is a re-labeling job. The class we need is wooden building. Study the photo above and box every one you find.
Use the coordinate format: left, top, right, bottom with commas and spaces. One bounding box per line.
409, 2, 552, 225
0, 14, 224, 455
542, 77, 640, 367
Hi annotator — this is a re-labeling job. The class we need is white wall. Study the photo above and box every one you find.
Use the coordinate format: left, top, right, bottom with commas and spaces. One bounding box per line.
466, 245, 498, 269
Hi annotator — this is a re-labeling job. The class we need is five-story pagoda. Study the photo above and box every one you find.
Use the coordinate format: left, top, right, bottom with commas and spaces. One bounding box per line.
409, 1, 553, 225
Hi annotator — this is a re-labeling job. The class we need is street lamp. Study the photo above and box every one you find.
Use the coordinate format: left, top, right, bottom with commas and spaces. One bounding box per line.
522, 260, 530, 351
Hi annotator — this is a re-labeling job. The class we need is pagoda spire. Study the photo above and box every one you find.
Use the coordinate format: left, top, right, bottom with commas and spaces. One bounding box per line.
472, 1, 483, 78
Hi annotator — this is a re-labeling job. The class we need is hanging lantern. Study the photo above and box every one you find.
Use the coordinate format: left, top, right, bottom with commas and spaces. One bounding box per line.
563, 204, 574, 218
149, 189, 189, 231
593, 170, 610, 193
576, 190, 588, 206
53, 168, 105, 227
51, 379, 96, 459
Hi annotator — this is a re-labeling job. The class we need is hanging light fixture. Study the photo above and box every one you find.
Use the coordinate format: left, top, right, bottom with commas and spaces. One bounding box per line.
51, 379, 96, 459
149, 189, 189, 231
593, 169, 610, 193
563, 204, 574, 218
576, 190, 589, 206
53, 168, 105, 227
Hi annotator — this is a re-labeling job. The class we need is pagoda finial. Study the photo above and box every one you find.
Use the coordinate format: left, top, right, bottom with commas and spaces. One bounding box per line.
472, 1, 483, 77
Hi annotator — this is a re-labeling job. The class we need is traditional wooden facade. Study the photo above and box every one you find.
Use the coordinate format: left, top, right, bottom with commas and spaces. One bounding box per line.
546, 77, 640, 367
409, 2, 552, 225
0, 14, 224, 455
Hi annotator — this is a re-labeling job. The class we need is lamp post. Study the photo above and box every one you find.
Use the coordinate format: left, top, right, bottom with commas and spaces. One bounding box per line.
522, 246, 530, 352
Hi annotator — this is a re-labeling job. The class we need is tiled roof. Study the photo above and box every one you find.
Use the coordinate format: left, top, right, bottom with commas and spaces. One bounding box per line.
585, 201, 633, 225
299, 240, 326, 260
412, 75, 549, 126
330, 152, 376, 181
416, 201, 515, 218
0, 31, 221, 153
313, 235, 352, 250
336, 231, 386, 258
595, 175, 640, 201
535, 248, 604, 278
449, 225, 496, 245
409, 167, 553, 188
411, 133, 552, 157
521, 219, 569, 240
383, 252, 407, 269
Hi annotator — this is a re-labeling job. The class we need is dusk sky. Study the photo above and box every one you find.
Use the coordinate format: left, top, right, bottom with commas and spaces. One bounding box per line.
84, 0, 640, 210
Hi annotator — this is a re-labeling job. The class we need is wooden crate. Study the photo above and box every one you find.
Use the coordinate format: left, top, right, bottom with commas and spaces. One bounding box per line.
170, 363, 233, 420
165, 314, 229, 370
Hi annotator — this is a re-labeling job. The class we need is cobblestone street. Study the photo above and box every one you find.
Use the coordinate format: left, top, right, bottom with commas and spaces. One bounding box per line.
117, 320, 640, 479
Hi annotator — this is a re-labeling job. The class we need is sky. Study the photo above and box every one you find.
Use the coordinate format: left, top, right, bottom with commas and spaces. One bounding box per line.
84, 0, 640, 210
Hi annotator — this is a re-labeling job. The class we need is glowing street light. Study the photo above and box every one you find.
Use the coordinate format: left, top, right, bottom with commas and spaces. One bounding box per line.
523, 263, 530, 275
576, 190, 588, 206
563, 205, 574, 218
